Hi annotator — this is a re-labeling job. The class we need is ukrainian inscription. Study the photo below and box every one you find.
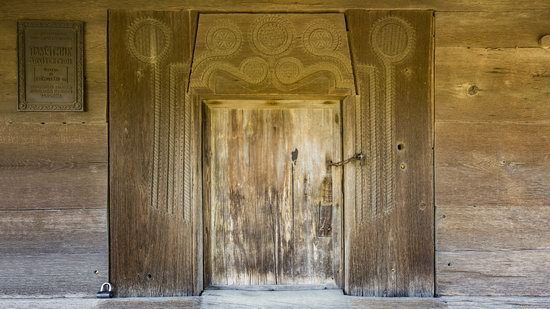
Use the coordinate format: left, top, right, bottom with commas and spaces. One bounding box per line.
17, 21, 84, 111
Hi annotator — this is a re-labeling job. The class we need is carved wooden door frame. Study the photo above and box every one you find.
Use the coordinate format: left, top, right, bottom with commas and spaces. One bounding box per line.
109, 9, 433, 297
187, 13, 356, 292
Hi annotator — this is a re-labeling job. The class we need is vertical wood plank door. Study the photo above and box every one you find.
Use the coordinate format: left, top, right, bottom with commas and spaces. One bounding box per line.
345, 10, 434, 296
203, 100, 343, 289
109, 10, 197, 296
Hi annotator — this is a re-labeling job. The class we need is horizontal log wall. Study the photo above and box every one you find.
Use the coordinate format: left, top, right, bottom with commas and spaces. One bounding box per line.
435, 11, 550, 296
0, 0, 549, 297
0, 2, 109, 297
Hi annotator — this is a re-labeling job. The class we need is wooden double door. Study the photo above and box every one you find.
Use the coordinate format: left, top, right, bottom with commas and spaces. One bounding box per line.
203, 100, 343, 288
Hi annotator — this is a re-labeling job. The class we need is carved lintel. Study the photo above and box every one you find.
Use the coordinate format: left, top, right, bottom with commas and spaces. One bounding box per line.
190, 14, 355, 96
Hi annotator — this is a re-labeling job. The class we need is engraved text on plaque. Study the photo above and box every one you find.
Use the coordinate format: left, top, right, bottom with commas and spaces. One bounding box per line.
17, 20, 84, 111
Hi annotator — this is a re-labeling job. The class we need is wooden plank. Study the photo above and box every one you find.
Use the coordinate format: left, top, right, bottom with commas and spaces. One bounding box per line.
3, 0, 550, 13
435, 122, 550, 207
0, 123, 106, 162
436, 12, 550, 48
346, 10, 434, 296
0, 163, 107, 210
4, 295, 550, 308
437, 250, 550, 296
437, 205, 550, 252
442, 296, 550, 307
204, 100, 341, 287
0, 123, 107, 210
202, 290, 445, 308
0, 209, 108, 297
435, 47, 550, 123
109, 10, 195, 297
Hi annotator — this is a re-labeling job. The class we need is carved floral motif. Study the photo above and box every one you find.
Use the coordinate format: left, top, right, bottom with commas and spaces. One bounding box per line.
190, 14, 355, 95
250, 16, 294, 56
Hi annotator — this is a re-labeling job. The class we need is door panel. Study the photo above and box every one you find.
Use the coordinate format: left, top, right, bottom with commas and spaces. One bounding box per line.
204, 100, 342, 287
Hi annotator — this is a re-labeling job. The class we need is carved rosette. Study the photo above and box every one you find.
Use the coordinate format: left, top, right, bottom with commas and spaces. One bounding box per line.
250, 16, 295, 56
190, 14, 355, 95
127, 17, 172, 64
302, 20, 340, 55
205, 20, 242, 56
371, 16, 415, 64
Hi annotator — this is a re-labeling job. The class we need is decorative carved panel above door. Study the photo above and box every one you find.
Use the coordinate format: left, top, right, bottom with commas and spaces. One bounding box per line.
190, 14, 355, 96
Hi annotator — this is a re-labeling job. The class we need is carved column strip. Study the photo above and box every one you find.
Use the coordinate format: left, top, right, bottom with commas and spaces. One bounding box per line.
110, 10, 195, 296
346, 10, 434, 296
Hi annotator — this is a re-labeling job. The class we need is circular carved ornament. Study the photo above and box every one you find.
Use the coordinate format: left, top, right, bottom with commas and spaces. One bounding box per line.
274, 57, 303, 84
303, 20, 340, 54
371, 16, 415, 63
206, 21, 242, 55
240, 57, 269, 84
127, 17, 172, 64
251, 16, 294, 56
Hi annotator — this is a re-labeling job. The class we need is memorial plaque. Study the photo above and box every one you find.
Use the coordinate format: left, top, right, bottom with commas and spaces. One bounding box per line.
17, 20, 84, 111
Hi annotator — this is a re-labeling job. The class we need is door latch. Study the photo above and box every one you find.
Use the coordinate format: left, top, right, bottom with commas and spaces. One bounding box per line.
327, 152, 365, 167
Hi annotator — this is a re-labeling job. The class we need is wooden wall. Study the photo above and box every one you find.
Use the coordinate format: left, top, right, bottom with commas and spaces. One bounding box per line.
435, 12, 550, 296
0, 0, 549, 297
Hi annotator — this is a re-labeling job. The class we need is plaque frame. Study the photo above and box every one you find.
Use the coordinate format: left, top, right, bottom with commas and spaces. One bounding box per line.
17, 20, 84, 111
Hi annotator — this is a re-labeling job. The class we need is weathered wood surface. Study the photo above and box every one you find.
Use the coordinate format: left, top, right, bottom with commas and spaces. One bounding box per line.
440, 296, 550, 308
0, 209, 108, 297
437, 205, 550, 251
0, 123, 107, 210
436, 11, 550, 48
345, 10, 434, 296
4, 294, 550, 308
204, 100, 341, 287
435, 121, 550, 295
2, 0, 550, 13
435, 47, 550, 123
109, 10, 196, 296
436, 205, 550, 295
435, 122, 550, 207
437, 250, 550, 296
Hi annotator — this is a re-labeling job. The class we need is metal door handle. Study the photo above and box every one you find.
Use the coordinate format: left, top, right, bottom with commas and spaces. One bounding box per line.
327, 152, 365, 167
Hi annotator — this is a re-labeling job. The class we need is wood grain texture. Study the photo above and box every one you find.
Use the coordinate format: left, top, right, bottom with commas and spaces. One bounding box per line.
345, 10, 434, 296
437, 250, 550, 296
0, 209, 108, 297
109, 10, 196, 296
204, 100, 342, 288
5, 294, 550, 308
435, 47, 550, 123
435, 122, 550, 207
0, 123, 107, 210
441, 296, 550, 308
3, 0, 550, 13
436, 205, 550, 295
437, 205, 550, 252
436, 11, 550, 48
